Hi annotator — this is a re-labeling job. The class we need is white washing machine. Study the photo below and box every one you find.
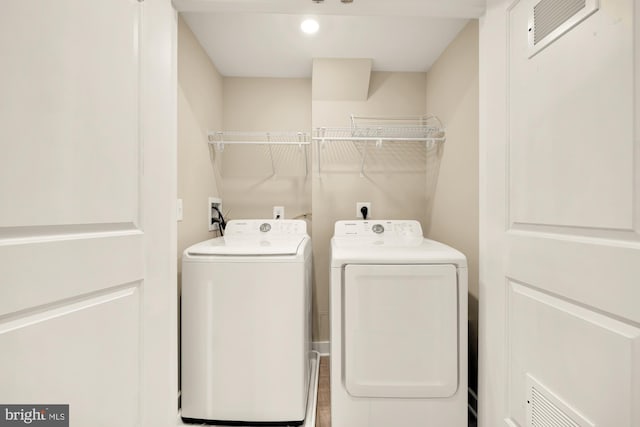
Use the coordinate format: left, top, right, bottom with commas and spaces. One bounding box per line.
330, 220, 468, 427
181, 219, 312, 425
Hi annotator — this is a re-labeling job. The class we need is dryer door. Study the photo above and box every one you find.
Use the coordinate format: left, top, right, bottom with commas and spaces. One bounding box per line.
343, 264, 458, 398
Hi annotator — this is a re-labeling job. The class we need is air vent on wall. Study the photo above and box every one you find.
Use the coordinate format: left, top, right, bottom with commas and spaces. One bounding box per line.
528, 0, 599, 58
526, 374, 595, 427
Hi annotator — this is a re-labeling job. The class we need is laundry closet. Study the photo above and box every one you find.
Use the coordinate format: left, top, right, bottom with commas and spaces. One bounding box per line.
2, 1, 638, 427
176, 2, 480, 425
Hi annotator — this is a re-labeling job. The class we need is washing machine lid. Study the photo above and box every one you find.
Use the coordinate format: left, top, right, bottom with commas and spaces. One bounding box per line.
186, 219, 308, 256
331, 220, 467, 267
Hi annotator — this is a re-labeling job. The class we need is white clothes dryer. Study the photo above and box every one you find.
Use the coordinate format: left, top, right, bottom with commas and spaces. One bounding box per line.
181, 219, 312, 425
330, 220, 468, 427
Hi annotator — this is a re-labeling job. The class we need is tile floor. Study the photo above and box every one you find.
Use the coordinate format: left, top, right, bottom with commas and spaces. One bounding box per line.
314, 356, 478, 427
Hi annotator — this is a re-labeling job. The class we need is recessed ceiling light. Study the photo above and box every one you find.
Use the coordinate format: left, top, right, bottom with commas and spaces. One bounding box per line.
300, 19, 319, 35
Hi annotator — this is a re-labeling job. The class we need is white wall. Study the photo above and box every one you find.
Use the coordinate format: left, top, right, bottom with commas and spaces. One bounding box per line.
141, 2, 178, 425
425, 20, 479, 393
478, 3, 511, 424
177, 15, 223, 271
221, 77, 312, 221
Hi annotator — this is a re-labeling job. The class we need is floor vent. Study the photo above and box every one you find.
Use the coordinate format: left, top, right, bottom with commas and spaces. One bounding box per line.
527, 0, 599, 58
526, 374, 595, 427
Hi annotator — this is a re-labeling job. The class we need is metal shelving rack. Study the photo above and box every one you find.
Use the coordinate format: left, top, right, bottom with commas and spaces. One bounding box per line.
207, 130, 312, 176
205, 115, 444, 178
312, 114, 446, 176
207, 131, 311, 150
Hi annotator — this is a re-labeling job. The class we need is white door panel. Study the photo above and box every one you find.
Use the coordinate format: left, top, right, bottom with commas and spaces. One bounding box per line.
0, 0, 140, 228
0, 232, 143, 315
1, 286, 141, 426
508, 282, 640, 426
0, 1, 169, 426
507, 0, 635, 230
480, 0, 640, 426
506, 232, 640, 323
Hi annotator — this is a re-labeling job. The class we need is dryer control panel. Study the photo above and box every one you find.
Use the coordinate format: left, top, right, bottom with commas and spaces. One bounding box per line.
333, 220, 423, 238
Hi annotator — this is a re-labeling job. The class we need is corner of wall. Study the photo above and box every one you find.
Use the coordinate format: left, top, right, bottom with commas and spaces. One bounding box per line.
424, 18, 479, 395
177, 15, 224, 269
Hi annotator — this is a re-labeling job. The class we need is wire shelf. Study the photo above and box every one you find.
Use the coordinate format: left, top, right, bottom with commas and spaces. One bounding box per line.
207, 130, 311, 177
207, 131, 311, 148
206, 115, 444, 178
313, 114, 445, 143
312, 114, 445, 176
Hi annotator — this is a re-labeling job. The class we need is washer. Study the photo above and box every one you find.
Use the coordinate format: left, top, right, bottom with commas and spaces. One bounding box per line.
181, 219, 312, 425
330, 220, 468, 427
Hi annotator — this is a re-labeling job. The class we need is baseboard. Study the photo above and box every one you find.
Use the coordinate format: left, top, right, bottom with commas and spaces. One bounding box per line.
312, 341, 330, 355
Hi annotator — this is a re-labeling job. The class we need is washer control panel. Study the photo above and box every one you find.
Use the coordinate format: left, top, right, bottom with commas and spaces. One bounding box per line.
225, 219, 307, 236
334, 220, 423, 238
372, 224, 385, 234
259, 223, 272, 233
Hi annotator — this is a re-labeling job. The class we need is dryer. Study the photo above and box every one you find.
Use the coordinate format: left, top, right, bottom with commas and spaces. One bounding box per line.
330, 220, 467, 427
181, 219, 312, 425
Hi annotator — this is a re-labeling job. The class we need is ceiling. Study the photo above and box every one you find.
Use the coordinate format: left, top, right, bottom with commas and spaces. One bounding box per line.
174, 0, 485, 78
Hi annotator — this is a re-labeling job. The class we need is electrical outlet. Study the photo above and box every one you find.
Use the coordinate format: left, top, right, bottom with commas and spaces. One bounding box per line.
273, 206, 284, 220
209, 197, 222, 231
356, 202, 371, 219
